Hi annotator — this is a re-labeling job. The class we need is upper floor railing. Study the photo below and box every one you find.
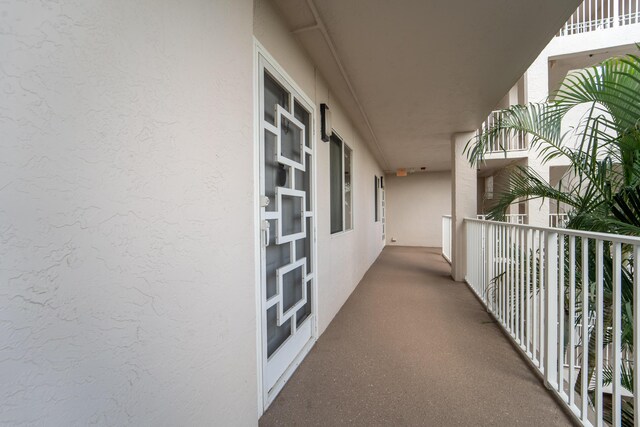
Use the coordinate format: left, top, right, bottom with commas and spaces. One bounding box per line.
558, 0, 640, 37
478, 111, 527, 153
465, 218, 640, 426
549, 213, 569, 228
477, 213, 527, 224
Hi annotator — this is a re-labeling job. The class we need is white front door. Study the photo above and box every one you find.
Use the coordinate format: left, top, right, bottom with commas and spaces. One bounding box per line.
257, 52, 316, 406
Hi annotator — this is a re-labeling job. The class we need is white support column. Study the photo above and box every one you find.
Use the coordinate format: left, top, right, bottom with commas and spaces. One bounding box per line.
527, 158, 551, 228
525, 49, 551, 228
451, 131, 477, 282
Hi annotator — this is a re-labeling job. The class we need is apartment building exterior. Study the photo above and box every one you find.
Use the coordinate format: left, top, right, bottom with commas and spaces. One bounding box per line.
475, 0, 640, 228
2, 0, 613, 425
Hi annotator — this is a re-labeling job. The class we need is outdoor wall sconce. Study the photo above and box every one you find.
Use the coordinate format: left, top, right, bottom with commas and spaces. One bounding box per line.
320, 103, 331, 142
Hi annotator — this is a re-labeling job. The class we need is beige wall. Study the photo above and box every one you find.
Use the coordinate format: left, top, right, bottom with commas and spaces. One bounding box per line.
0, 1, 257, 425
254, 0, 385, 369
385, 172, 451, 247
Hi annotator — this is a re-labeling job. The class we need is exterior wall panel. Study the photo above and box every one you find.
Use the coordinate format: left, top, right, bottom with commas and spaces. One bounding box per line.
0, 1, 257, 425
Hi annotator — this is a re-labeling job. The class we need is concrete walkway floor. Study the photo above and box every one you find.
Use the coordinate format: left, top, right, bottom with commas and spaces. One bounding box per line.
259, 246, 574, 426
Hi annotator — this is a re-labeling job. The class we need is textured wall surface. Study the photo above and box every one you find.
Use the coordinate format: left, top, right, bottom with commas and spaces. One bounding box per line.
385, 172, 451, 247
0, 1, 257, 425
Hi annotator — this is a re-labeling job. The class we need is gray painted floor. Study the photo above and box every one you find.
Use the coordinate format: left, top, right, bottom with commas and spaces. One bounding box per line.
260, 246, 574, 426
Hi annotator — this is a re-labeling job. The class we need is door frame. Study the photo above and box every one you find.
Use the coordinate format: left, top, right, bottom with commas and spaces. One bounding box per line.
253, 39, 319, 415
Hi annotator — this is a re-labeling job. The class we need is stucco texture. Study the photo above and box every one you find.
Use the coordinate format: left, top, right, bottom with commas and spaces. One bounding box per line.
0, 1, 257, 425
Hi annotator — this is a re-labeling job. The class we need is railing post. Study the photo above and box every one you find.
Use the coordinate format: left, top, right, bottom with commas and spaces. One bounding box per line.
485, 223, 493, 309
613, 0, 620, 26
544, 230, 558, 388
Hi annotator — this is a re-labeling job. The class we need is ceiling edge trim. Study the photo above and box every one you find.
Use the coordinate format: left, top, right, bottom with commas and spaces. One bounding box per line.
305, 0, 390, 170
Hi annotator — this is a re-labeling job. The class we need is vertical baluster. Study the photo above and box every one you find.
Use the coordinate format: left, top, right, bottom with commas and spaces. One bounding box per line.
539, 230, 545, 370
569, 236, 576, 407
486, 224, 493, 309
558, 233, 565, 393
634, 245, 639, 427
515, 226, 520, 342
595, 240, 603, 426
477, 223, 481, 291
612, 242, 622, 427
545, 231, 559, 387
581, 237, 590, 423
520, 227, 526, 347
498, 225, 502, 320
531, 231, 541, 365
503, 225, 507, 326
533, 230, 539, 364
499, 225, 503, 321
504, 225, 508, 326
510, 226, 515, 334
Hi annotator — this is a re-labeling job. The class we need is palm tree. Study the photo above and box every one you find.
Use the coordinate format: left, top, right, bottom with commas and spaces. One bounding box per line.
465, 51, 640, 425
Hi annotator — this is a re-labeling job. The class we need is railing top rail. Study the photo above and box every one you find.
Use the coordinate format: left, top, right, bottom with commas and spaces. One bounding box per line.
442, 214, 452, 218
465, 217, 640, 245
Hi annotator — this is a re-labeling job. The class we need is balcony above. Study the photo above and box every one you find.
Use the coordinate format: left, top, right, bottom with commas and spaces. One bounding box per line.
557, 0, 640, 37
477, 110, 529, 160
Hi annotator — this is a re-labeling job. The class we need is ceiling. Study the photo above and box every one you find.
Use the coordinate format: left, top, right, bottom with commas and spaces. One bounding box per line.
272, 0, 581, 172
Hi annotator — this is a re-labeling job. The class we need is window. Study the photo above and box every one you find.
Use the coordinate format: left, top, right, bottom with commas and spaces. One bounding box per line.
330, 133, 353, 233
374, 176, 379, 222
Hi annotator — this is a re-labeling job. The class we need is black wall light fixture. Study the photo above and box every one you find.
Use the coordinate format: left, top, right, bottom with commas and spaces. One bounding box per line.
320, 103, 331, 142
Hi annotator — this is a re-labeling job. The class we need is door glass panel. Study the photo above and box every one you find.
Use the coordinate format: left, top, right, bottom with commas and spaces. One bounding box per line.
281, 194, 303, 236
295, 221, 311, 275
294, 100, 311, 148
266, 231, 289, 299
264, 72, 289, 125
282, 264, 304, 313
280, 116, 303, 164
294, 154, 312, 211
296, 281, 312, 325
264, 131, 278, 212
267, 305, 291, 358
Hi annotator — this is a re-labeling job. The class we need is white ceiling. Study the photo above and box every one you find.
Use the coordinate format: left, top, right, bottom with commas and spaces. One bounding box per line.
272, 0, 581, 172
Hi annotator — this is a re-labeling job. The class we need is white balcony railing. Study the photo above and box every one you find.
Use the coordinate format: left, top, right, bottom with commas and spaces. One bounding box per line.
477, 214, 527, 224
465, 218, 639, 426
550, 213, 570, 228
478, 111, 527, 153
558, 0, 640, 37
442, 215, 452, 263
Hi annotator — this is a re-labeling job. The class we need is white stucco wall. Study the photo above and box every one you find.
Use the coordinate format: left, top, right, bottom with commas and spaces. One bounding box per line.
253, 0, 385, 336
385, 171, 452, 247
1, 1, 257, 425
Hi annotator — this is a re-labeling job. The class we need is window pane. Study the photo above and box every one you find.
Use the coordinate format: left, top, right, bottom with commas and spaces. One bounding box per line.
330, 135, 343, 233
344, 145, 352, 230
374, 176, 379, 222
